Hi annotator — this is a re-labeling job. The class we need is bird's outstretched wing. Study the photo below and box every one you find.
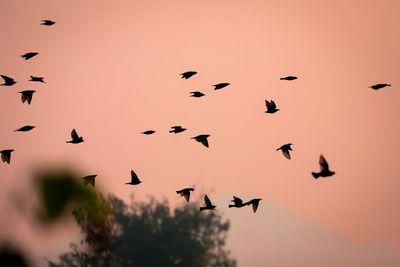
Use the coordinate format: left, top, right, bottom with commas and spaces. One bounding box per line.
182, 191, 190, 202
232, 196, 243, 206
270, 100, 276, 109
26, 94, 33, 104
204, 195, 212, 207
265, 100, 271, 109
71, 129, 79, 140
1, 75, 13, 84
200, 137, 209, 148
252, 202, 259, 213
319, 155, 329, 171
131, 170, 140, 183
281, 149, 291, 159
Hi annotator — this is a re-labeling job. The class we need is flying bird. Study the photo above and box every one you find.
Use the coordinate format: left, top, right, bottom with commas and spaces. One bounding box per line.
81, 175, 97, 187
15, 126, 35, 132
0, 149, 14, 164
41, 20, 55, 26
229, 196, 246, 208
125, 170, 142, 185
142, 130, 155, 135
66, 129, 84, 144
176, 188, 195, 203
369, 83, 391, 90
200, 195, 216, 211
29, 76, 45, 83
213, 83, 230, 90
276, 143, 293, 160
191, 134, 210, 148
190, 91, 205, 97
180, 71, 197, 79
265, 99, 279, 113
280, 76, 298, 81
244, 198, 262, 213
18, 90, 36, 105
20, 52, 39, 60
312, 154, 335, 179
169, 126, 186, 134
0, 75, 17, 86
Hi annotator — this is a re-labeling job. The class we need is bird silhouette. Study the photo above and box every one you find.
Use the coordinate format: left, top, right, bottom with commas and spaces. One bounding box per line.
180, 71, 197, 79
81, 175, 97, 187
265, 99, 279, 113
176, 188, 195, 202
29, 76, 45, 83
312, 154, 335, 179
18, 90, 36, 105
15, 126, 35, 132
169, 126, 186, 134
190, 91, 205, 97
191, 134, 210, 148
125, 170, 142, 185
0, 149, 14, 164
229, 196, 246, 208
200, 195, 216, 211
41, 20, 55, 26
213, 83, 230, 90
280, 76, 297, 80
244, 198, 262, 213
0, 75, 17, 86
20, 52, 38, 60
369, 84, 391, 90
276, 143, 293, 159
66, 129, 84, 144
142, 130, 155, 135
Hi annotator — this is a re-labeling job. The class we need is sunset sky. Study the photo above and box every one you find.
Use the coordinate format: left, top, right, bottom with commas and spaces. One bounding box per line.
1, 0, 399, 266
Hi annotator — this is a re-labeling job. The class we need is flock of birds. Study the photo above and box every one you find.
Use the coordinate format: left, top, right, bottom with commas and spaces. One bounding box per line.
0, 19, 393, 214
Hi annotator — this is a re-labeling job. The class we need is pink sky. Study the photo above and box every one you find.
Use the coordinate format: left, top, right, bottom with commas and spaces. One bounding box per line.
1, 0, 400, 266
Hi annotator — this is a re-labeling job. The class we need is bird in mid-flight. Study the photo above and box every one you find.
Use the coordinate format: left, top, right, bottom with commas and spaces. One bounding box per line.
29, 76, 45, 83
312, 154, 335, 179
15, 126, 35, 132
244, 198, 262, 213
0, 150, 14, 164
191, 134, 210, 148
265, 99, 279, 113
169, 126, 186, 134
176, 188, 195, 203
41, 20, 55, 26
125, 170, 142, 185
229, 196, 246, 208
20, 52, 39, 60
200, 195, 216, 211
81, 175, 97, 187
142, 130, 155, 135
276, 143, 293, 160
18, 90, 36, 105
190, 91, 205, 97
0, 75, 17, 86
213, 83, 230, 90
369, 83, 391, 90
66, 129, 84, 144
280, 76, 297, 81
180, 71, 197, 79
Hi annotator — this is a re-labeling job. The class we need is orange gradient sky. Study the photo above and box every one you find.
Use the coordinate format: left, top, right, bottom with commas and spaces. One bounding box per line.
1, 0, 400, 266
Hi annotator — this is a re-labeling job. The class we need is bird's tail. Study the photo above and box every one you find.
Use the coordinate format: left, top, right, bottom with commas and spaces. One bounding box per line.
279, 78, 285, 80
199, 207, 206, 211
312, 172, 320, 179
66, 141, 71, 143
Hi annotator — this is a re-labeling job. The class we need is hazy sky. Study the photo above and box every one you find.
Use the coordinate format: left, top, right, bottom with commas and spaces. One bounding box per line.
1, 0, 399, 266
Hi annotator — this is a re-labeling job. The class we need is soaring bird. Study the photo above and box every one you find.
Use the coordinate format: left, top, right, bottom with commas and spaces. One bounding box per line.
176, 188, 195, 203
369, 83, 391, 90
18, 90, 36, 105
200, 195, 216, 211
229, 196, 246, 208
41, 20, 55, 26
66, 129, 84, 144
244, 198, 262, 213
312, 154, 335, 179
0, 149, 14, 164
191, 134, 210, 148
265, 99, 279, 113
169, 126, 186, 134
125, 170, 142, 185
29, 76, 45, 83
0, 75, 17, 86
280, 76, 297, 81
15, 126, 35, 132
82, 175, 97, 187
213, 83, 230, 90
20, 52, 39, 60
142, 130, 155, 135
190, 91, 205, 97
276, 143, 293, 160
180, 71, 197, 79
